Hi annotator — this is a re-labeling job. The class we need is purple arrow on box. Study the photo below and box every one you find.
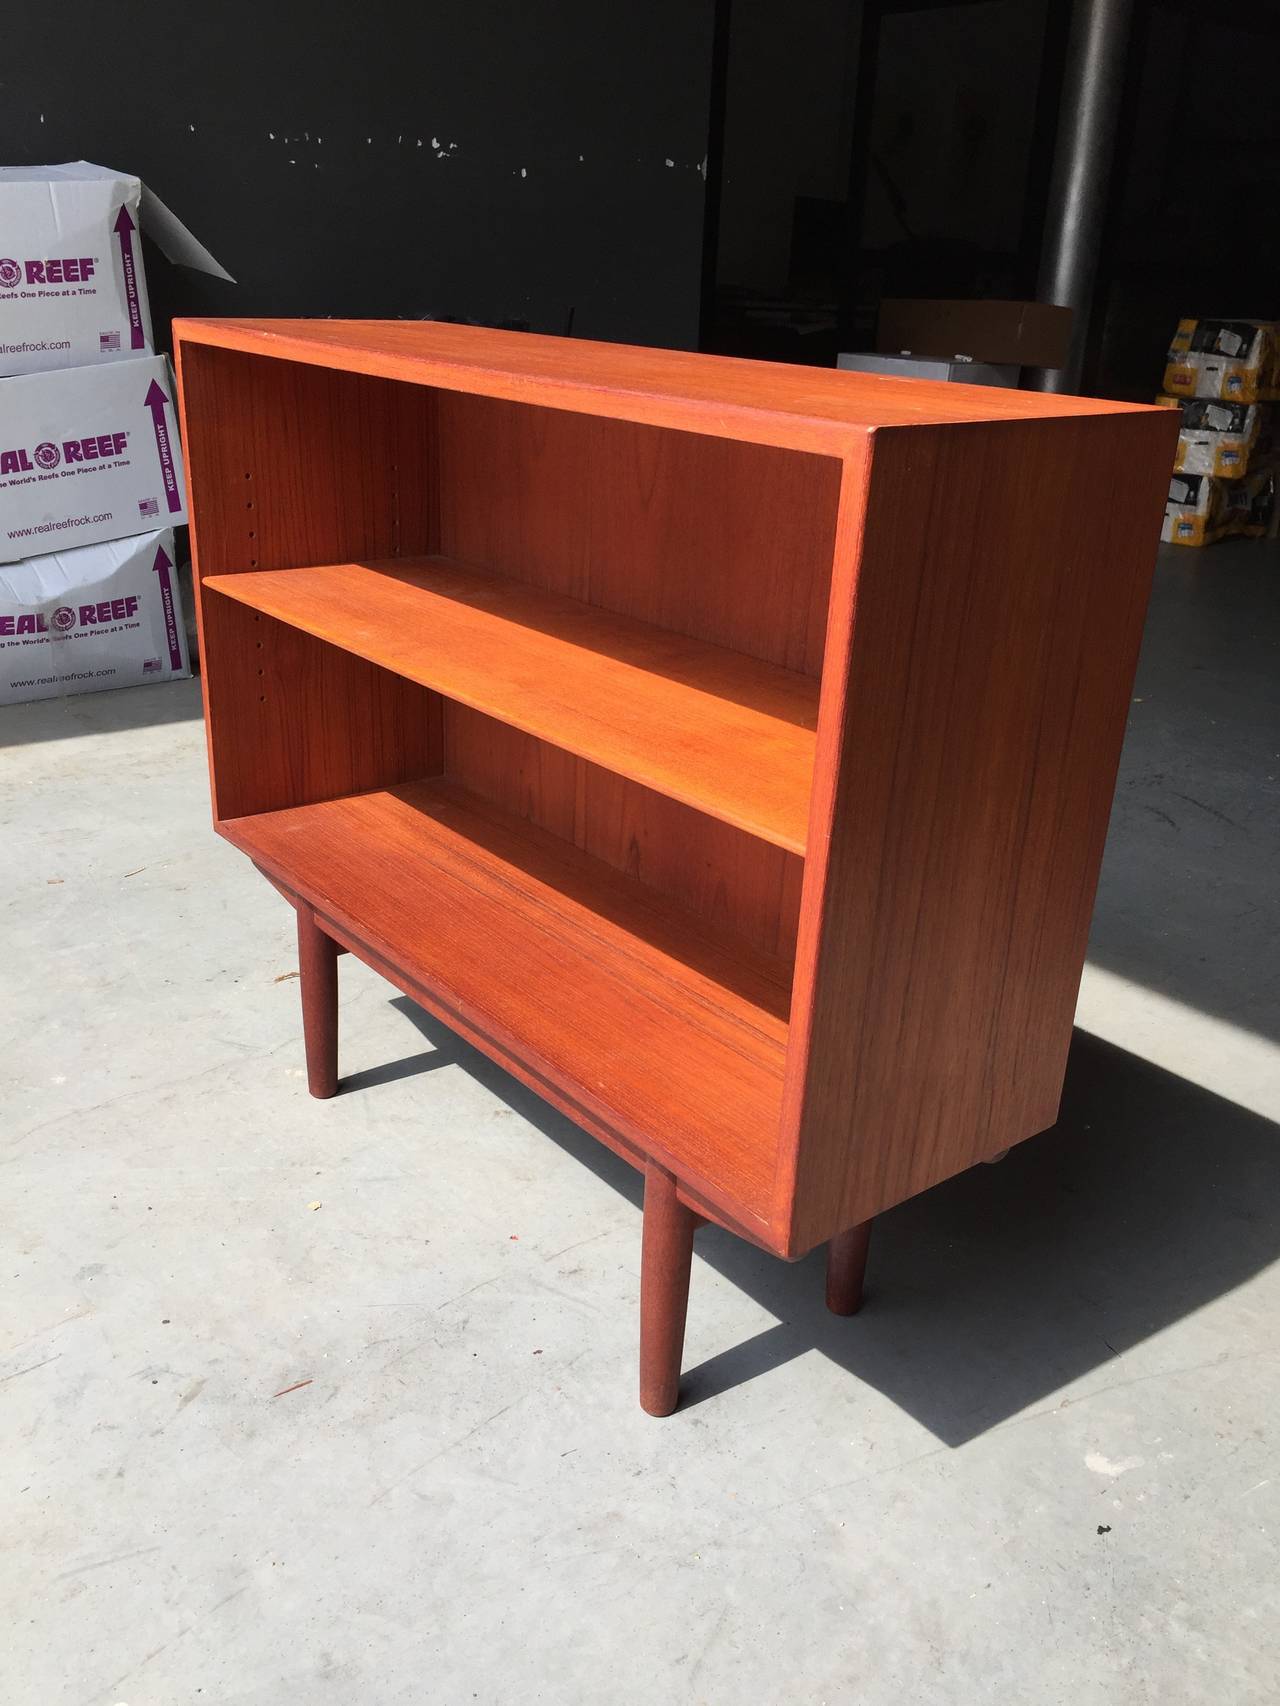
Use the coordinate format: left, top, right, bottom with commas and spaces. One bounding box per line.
113, 205, 145, 350
151, 540, 184, 672
144, 377, 182, 514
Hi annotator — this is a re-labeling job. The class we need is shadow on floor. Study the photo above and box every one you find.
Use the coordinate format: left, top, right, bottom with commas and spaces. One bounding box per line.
348, 997, 1280, 1446
0, 672, 203, 748
1084, 543, 1280, 1044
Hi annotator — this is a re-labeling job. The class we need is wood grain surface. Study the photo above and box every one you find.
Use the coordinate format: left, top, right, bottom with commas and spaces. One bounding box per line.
778, 409, 1180, 1253
436, 393, 839, 674
444, 707, 804, 960
205, 556, 819, 851
197, 596, 441, 822
175, 339, 438, 824
175, 317, 1156, 452
222, 779, 791, 1228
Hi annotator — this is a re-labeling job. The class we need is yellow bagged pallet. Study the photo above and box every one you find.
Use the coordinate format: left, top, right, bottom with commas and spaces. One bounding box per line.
1174, 399, 1271, 478
1163, 317, 1279, 404
1162, 464, 1276, 546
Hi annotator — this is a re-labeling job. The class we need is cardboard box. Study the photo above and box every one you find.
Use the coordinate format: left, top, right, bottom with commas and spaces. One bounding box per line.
838, 352, 1019, 387
0, 354, 187, 562
0, 161, 230, 377
0, 527, 189, 703
876, 299, 1073, 370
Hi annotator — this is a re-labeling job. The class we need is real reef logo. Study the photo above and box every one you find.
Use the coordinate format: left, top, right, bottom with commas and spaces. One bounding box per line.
0, 430, 127, 475
0, 256, 96, 288
51, 605, 77, 631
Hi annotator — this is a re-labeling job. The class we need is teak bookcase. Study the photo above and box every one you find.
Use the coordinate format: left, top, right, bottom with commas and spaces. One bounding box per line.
174, 319, 1177, 1415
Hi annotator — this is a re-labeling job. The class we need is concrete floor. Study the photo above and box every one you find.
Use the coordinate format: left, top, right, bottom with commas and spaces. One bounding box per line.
3, 541, 1278, 1705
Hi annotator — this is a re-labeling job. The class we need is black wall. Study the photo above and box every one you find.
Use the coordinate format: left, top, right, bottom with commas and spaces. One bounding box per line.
4, 2, 716, 350
1089, 1, 1280, 399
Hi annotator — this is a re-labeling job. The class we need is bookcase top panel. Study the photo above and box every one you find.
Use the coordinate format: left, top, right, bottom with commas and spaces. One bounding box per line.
174, 318, 1159, 453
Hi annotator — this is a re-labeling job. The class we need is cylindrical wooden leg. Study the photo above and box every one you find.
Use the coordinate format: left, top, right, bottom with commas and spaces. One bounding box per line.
639, 1163, 698, 1417
297, 908, 339, 1099
826, 1220, 872, 1316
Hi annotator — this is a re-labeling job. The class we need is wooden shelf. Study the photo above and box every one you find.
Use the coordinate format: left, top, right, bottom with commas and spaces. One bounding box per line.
222, 779, 790, 1222
205, 556, 819, 854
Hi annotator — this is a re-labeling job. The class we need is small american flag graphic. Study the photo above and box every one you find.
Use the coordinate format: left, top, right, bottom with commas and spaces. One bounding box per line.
143, 657, 162, 674
138, 496, 160, 518
100, 330, 121, 352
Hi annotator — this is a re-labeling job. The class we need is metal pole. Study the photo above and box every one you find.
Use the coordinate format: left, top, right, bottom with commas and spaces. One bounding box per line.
1028, 0, 1135, 394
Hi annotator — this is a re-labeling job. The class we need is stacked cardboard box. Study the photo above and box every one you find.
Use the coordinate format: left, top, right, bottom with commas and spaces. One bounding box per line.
1159, 318, 1279, 546
0, 162, 229, 703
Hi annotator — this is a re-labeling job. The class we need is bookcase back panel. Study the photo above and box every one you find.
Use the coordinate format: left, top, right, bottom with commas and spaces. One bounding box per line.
444, 703, 803, 962
202, 597, 442, 822
435, 394, 840, 676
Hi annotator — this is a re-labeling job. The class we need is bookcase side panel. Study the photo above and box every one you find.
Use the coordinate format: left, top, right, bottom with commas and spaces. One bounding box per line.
200, 599, 441, 821
781, 410, 1178, 1254
176, 343, 441, 821
176, 344, 435, 578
